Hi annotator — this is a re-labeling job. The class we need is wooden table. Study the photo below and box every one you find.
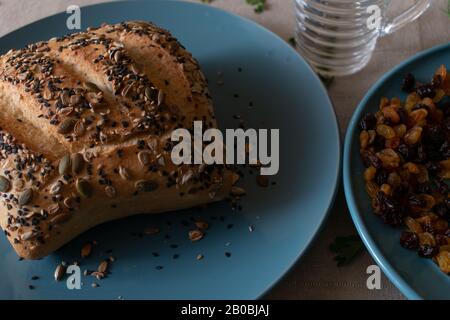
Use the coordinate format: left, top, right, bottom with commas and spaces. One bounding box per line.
1, 0, 450, 300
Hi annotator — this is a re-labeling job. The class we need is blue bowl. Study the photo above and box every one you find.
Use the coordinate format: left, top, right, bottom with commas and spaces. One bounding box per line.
344, 42, 450, 300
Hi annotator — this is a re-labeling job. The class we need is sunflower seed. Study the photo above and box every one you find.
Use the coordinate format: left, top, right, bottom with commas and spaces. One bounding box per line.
105, 186, 116, 198
69, 94, 81, 106
47, 203, 60, 215
71, 153, 84, 174
50, 213, 71, 225
57, 107, 74, 117
58, 154, 71, 175
135, 180, 158, 192
63, 197, 77, 209
121, 83, 133, 97
58, 118, 76, 134
137, 151, 151, 166
118, 166, 131, 180
98, 260, 109, 273
54, 264, 66, 281
17, 72, 28, 81
50, 181, 63, 195
0, 176, 11, 192
81, 243, 92, 258
188, 230, 204, 242
73, 120, 85, 137
76, 179, 93, 198
144, 86, 153, 101
195, 221, 209, 230
85, 81, 101, 93
157, 89, 164, 106
18, 188, 33, 206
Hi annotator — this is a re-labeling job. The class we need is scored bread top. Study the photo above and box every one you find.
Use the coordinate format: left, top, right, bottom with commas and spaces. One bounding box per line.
0, 21, 234, 259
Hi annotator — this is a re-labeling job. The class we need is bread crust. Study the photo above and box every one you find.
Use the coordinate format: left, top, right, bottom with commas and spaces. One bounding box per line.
0, 22, 234, 259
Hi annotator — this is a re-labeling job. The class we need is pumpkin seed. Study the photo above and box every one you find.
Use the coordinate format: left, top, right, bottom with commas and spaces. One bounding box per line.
138, 151, 151, 166
50, 181, 63, 195
73, 120, 85, 137
188, 230, 204, 242
50, 213, 71, 225
14, 179, 25, 192
105, 186, 116, 198
54, 264, 66, 281
135, 180, 158, 192
256, 175, 269, 188
81, 243, 92, 258
195, 221, 209, 230
18, 188, 33, 206
58, 118, 75, 134
129, 64, 140, 74
118, 166, 131, 180
144, 227, 160, 235
20, 230, 35, 241
157, 89, 164, 106
231, 186, 246, 197
98, 260, 109, 274
58, 154, 71, 175
71, 153, 84, 174
0, 176, 11, 192
85, 81, 101, 93
76, 179, 93, 198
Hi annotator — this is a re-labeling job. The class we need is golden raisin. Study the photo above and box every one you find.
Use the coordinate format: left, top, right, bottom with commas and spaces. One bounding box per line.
365, 181, 379, 199
376, 148, 401, 168
376, 124, 396, 139
360, 131, 369, 149
364, 166, 377, 181
404, 126, 423, 145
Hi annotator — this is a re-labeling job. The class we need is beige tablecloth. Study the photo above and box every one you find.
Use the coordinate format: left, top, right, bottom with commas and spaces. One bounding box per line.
1, 0, 450, 300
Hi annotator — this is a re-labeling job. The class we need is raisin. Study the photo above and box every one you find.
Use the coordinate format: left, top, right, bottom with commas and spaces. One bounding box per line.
418, 244, 437, 258
359, 113, 377, 131
416, 84, 436, 99
402, 73, 416, 93
400, 231, 419, 250
435, 203, 449, 220
375, 169, 388, 186
361, 150, 382, 169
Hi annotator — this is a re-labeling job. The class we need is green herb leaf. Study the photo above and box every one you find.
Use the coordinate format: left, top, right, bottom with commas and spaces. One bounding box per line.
330, 235, 364, 267
246, 0, 266, 13
288, 37, 297, 47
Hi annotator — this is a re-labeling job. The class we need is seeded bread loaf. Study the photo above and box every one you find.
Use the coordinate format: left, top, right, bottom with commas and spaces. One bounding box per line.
0, 21, 236, 259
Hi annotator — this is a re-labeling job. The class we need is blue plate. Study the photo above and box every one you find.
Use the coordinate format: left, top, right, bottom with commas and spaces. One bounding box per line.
344, 43, 450, 300
0, 0, 340, 299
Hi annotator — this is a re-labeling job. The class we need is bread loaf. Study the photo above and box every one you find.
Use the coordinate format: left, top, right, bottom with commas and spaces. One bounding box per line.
0, 21, 235, 259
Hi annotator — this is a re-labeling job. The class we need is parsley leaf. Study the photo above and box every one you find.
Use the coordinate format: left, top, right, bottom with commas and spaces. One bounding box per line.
246, 0, 266, 13
288, 37, 297, 47
330, 235, 364, 266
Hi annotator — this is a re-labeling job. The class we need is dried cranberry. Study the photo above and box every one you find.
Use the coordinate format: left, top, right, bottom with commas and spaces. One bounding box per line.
400, 231, 419, 250
359, 113, 377, 131
402, 73, 416, 93
418, 245, 437, 258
